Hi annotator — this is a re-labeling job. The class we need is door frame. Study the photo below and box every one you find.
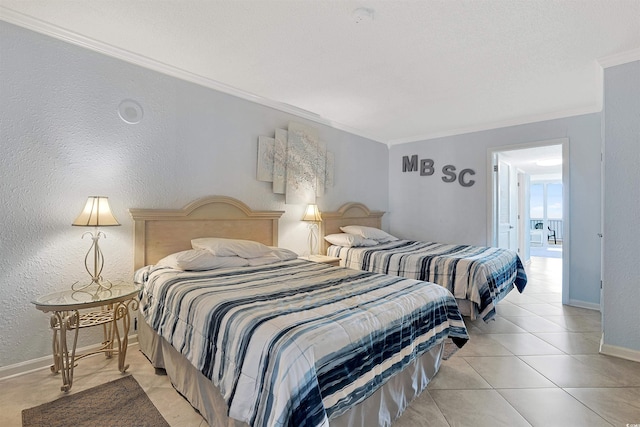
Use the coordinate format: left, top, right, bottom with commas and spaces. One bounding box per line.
487, 138, 570, 304
495, 155, 519, 251
517, 171, 530, 260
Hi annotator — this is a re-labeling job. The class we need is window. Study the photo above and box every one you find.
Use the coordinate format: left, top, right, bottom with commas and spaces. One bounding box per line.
529, 182, 563, 245
547, 183, 563, 219
530, 183, 562, 219
530, 184, 544, 218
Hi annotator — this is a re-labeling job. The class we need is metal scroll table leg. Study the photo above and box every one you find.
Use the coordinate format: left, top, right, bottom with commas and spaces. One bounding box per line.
50, 319, 61, 374
112, 299, 139, 373
103, 307, 114, 359
50, 311, 79, 392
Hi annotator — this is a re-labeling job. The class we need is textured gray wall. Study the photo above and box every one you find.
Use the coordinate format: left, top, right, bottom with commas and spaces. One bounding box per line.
603, 60, 640, 353
0, 21, 389, 368
388, 114, 603, 307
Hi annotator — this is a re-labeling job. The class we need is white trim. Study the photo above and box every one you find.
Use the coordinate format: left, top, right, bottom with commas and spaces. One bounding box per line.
600, 341, 640, 363
486, 150, 497, 246
0, 8, 385, 145
388, 106, 599, 146
566, 299, 601, 311
0, 335, 137, 381
561, 140, 570, 306
598, 48, 640, 69
487, 138, 570, 305
594, 62, 604, 113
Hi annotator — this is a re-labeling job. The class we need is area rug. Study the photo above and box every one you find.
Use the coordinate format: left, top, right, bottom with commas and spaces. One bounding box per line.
22, 375, 169, 427
442, 338, 461, 360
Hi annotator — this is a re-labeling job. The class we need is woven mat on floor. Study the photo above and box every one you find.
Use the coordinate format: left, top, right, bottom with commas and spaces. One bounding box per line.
22, 375, 169, 427
442, 338, 461, 360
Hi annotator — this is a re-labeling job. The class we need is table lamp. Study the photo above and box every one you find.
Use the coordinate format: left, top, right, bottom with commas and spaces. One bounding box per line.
302, 204, 322, 256
72, 196, 120, 292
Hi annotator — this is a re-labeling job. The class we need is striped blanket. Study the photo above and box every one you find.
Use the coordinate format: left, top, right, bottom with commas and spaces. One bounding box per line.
327, 240, 527, 322
138, 259, 468, 427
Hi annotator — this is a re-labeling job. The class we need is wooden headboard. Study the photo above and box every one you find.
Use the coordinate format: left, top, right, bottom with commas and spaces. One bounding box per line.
320, 202, 385, 254
129, 196, 284, 269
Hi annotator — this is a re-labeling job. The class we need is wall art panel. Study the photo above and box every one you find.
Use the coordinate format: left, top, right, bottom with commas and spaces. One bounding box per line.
256, 136, 275, 182
273, 129, 288, 194
257, 122, 333, 204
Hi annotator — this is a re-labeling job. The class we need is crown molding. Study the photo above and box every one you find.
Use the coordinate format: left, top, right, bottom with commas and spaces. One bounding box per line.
0, 7, 386, 145
387, 104, 601, 146
598, 48, 640, 69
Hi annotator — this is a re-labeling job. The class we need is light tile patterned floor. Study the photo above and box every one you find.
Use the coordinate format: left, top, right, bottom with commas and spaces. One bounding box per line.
2, 256, 639, 426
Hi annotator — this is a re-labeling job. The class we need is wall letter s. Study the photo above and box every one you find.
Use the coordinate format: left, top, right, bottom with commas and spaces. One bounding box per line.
441, 165, 456, 183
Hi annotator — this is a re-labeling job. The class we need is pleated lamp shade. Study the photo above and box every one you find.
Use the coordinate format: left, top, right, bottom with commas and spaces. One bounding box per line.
72, 196, 120, 227
302, 204, 322, 222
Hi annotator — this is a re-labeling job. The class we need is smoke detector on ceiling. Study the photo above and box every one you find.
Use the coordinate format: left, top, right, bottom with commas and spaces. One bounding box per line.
352, 7, 374, 23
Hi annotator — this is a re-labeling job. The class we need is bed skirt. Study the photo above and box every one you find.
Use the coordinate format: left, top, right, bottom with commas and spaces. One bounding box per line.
456, 282, 515, 321
138, 319, 445, 427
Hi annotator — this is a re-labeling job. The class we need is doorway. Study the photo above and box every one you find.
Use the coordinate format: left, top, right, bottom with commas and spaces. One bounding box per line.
529, 181, 563, 258
487, 138, 570, 304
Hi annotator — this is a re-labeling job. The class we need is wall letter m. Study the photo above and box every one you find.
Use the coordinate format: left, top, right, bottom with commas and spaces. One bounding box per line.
402, 155, 418, 172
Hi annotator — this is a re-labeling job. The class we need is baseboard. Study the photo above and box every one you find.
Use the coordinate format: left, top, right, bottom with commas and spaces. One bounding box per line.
0, 334, 138, 381
600, 340, 640, 363
566, 299, 601, 311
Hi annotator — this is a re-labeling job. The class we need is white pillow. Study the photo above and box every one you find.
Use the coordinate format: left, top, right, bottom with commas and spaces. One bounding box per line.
192, 237, 273, 258
268, 247, 299, 260
248, 247, 299, 266
340, 225, 399, 242
156, 249, 249, 271
324, 233, 379, 247
247, 255, 285, 266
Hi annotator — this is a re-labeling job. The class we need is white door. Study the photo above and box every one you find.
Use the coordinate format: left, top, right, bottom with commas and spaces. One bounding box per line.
496, 157, 518, 251
518, 172, 530, 260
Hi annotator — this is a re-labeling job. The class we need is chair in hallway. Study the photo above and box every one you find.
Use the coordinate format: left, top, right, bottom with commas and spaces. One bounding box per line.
530, 222, 544, 246
548, 226, 557, 244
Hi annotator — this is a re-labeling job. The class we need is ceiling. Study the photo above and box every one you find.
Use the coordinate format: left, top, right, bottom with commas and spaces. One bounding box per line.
499, 144, 563, 180
1, 1, 639, 145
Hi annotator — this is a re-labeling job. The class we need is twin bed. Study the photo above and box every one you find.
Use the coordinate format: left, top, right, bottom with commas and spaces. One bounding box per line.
321, 203, 527, 322
130, 197, 469, 427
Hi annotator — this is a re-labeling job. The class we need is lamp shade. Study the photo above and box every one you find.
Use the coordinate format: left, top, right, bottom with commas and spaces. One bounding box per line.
302, 204, 322, 222
72, 196, 120, 227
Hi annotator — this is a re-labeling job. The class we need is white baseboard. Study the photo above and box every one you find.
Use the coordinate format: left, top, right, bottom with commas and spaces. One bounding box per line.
600, 340, 640, 363
567, 299, 601, 311
0, 334, 138, 381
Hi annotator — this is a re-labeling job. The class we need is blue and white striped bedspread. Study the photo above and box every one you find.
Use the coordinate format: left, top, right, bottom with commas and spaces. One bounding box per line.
328, 240, 527, 322
138, 259, 468, 427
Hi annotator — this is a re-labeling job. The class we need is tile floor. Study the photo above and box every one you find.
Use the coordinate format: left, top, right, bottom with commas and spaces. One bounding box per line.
2, 256, 639, 426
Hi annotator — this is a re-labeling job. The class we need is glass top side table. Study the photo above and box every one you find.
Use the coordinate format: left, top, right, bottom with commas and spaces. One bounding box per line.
33, 283, 139, 391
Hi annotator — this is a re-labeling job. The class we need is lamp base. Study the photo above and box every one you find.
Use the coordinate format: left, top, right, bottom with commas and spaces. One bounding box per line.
72, 279, 114, 300
307, 222, 319, 256
71, 278, 113, 293
75, 229, 114, 295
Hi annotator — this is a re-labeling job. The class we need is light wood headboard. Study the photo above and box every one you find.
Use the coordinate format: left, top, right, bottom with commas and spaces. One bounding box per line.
129, 196, 284, 269
320, 202, 385, 254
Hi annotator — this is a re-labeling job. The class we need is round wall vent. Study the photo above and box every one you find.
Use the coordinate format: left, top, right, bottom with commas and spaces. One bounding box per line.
118, 99, 143, 124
